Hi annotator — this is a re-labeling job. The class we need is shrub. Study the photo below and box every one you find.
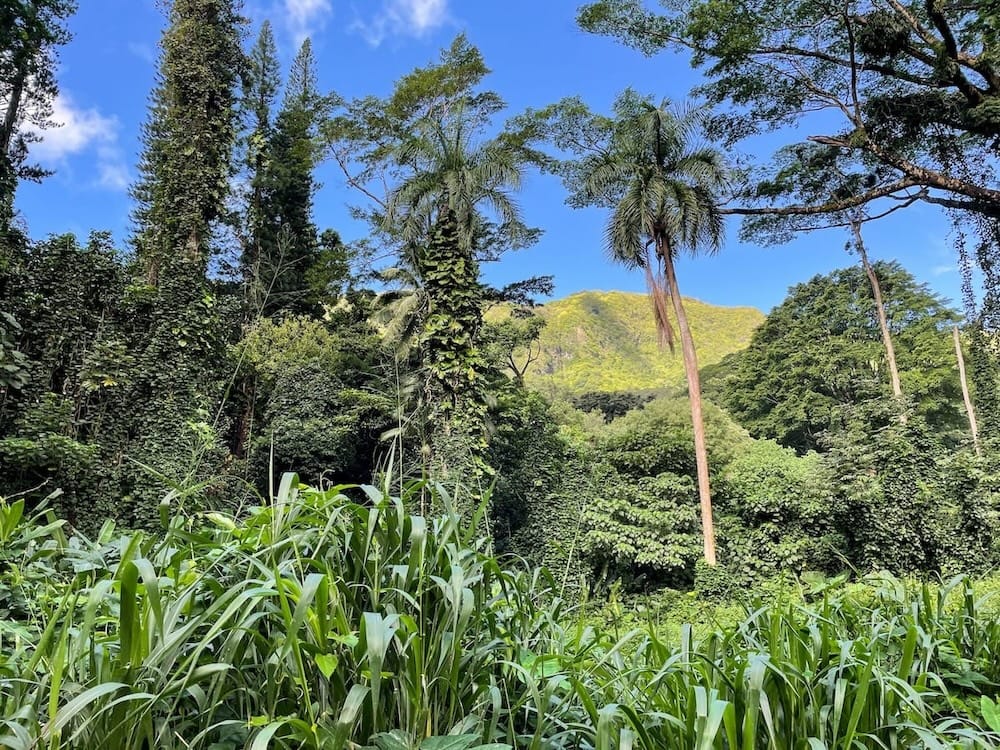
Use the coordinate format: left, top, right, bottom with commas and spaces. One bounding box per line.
719, 439, 843, 580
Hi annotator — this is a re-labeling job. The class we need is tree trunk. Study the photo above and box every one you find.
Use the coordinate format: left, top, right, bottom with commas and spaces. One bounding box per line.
658, 237, 717, 566
953, 325, 981, 455
0, 65, 26, 156
851, 221, 905, 413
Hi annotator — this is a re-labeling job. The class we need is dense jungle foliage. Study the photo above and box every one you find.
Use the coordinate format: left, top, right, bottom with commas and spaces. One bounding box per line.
3, 0, 1000, 747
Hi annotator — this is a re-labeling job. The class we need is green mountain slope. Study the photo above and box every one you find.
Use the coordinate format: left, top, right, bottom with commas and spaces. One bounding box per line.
523, 290, 764, 394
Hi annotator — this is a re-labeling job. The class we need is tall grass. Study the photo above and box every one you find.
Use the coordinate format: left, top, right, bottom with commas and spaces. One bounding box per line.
2, 477, 999, 748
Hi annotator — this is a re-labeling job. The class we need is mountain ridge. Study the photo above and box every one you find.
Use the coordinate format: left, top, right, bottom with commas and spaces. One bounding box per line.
518, 290, 764, 395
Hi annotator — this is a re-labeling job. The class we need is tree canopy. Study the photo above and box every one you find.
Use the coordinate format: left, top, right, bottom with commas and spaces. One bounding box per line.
715, 261, 964, 452
579, 0, 1000, 224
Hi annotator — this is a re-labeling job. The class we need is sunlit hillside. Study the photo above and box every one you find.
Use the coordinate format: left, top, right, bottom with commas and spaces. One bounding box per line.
522, 290, 764, 394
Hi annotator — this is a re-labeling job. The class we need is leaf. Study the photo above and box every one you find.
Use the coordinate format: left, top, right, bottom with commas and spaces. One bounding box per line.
315, 653, 339, 680
372, 730, 413, 750
419, 737, 478, 750
249, 720, 289, 750
982, 696, 1000, 733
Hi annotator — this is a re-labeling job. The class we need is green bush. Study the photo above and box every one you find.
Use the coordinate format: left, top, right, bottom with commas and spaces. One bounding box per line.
719, 439, 843, 580
585, 468, 701, 590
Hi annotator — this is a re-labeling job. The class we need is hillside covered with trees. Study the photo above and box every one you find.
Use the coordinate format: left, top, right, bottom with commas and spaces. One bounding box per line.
3, 1, 1000, 747
497, 290, 764, 395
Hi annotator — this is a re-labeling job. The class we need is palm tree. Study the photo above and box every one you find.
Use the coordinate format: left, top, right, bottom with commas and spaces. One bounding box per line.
578, 99, 728, 565
382, 111, 528, 478
386, 113, 525, 253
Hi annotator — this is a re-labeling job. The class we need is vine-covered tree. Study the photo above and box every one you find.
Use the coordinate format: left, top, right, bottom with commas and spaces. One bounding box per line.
325, 36, 539, 478
107, 0, 246, 525
386, 114, 527, 453
132, 0, 245, 285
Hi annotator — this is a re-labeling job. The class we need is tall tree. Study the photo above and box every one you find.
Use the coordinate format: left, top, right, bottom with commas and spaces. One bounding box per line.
241, 36, 337, 317
535, 93, 729, 565
325, 36, 540, 480
240, 20, 281, 312
258, 38, 325, 315
388, 113, 525, 442
0, 0, 75, 241
132, 0, 245, 285
109, 0, 245, 525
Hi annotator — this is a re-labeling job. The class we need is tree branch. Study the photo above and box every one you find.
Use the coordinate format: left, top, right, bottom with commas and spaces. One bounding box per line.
721, 178, 922, 217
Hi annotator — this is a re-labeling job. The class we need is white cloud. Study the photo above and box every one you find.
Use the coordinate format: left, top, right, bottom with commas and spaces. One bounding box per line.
31, 94, 118, 162
29, 94, 129, 191
352, 0, 449, 47
95, 146, 130, 191
931, 264, 956, 276
284, 0, 333, 42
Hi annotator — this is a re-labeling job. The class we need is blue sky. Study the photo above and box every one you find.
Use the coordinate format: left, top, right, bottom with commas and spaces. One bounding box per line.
15, 0, 967, 313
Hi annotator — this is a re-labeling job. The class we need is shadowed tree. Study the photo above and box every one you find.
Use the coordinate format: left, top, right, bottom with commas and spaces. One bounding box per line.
0, 0, 75, 240
534, 92, 729, 564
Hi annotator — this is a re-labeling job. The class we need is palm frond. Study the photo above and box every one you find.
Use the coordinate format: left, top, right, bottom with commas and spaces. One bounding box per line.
644, 247, 675, 353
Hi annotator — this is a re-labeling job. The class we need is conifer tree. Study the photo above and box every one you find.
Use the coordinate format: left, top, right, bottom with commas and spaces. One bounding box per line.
257, 38, 324, 315
241, 20, 280, 312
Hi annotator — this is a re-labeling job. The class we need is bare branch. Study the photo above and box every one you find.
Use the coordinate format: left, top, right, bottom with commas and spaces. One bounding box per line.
721, 178, 922, 217
331, 148, 388, 210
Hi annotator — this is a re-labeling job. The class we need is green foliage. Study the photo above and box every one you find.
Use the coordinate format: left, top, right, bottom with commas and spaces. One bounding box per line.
240, 313, 393, 490
253, 361, 393, 488
479, 309, 545, 385
828, 405, 1000, 575
719, 440, 842, 580
597, 396, 751, 477
488, 388, 589, 588
0, 311, 28, 390
523, 290, 762, 394
586, 468, 700, 588
0, 233, 126, 526
4, 479, 1000, 748
720, 262, 964, 452
579, 397, 750, 588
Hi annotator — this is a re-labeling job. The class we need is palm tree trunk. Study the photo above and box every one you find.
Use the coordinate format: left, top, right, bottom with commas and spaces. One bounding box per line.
851, 222, 904, 411
953, 325, 982, 455
658, 237, 717, 566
